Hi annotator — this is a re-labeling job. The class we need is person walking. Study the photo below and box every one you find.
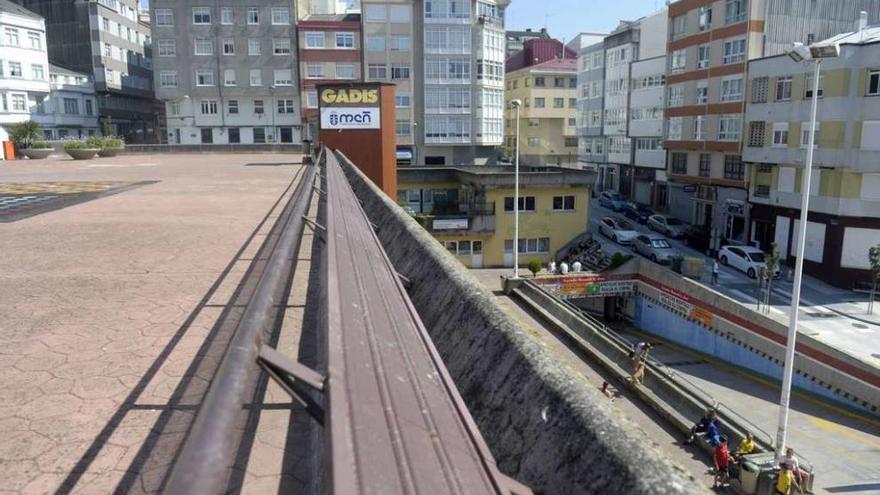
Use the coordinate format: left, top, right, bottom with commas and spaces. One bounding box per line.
712, 259, 720, 285
630, 344, 650, 385
713, 436, 731, 489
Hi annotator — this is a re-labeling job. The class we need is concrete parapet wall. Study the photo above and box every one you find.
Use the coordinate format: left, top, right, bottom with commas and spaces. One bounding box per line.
122, 144, 303, 154
336, 152, 705, 495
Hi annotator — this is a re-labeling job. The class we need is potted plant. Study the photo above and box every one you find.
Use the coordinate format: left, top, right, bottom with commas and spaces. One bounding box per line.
97, 136, 125, 157
63, 140, 100, 160
21, 141, 53, 160
7, 120, 50, 159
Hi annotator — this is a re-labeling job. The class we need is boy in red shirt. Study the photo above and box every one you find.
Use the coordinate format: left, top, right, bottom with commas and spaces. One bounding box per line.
713, 435, 731, 489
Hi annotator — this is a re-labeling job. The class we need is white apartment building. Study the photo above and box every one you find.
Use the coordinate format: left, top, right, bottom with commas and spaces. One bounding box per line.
0, 0, 49, 141
34, 65, 100, 139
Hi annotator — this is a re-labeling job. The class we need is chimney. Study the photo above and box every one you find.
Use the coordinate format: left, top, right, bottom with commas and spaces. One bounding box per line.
859, 11, 868, 41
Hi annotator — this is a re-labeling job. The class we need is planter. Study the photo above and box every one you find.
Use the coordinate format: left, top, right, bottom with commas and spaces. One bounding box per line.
65, 148, 100, 160
97, 147, 123, 158
21, 148, 52, 160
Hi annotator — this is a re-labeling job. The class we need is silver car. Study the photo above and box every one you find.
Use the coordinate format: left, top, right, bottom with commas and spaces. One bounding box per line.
648, 214, 687, 238
632, 234, 679, 264
598, 217, 638, 245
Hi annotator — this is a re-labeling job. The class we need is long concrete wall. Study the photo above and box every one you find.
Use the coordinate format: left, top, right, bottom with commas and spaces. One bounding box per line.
335, 152, 706, 495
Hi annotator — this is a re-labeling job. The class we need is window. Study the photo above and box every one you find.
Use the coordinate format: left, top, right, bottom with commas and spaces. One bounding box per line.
503, 196, 536, 212
805, 73, 824, 98
699, 6, 712, 31
249, 69, 262, 86
221, 7, 233, 24
391, 35, 410, 51
553, 98, 564, 108
227, 100, 239, 114
668, 86, 684, 107
722, 39, 745, 64
503, 238, 550, 255
201, 99, 218, 114
772, 123, 789, 147
365, 4, 386, 21
253, 128, 266, 143
391, 64, 410, 80
801, 121, 820, 147
273, 69, 292, 86
723, 155, 744, 180
247, 7, 259, 24
248, 38, 260, 55
8, 62, 22, 77
694, 115, 705, 140
396, 119, 411, 137
11, 94, 26, 111
273, 38, 291, 55
390, 5, 411, 22
366, 35, 385, 51
158, 70, 178, 88
553, 77, 564, 88
553, 195, 575, 211
752, 76, 768, 103
222, 38, 235, 55
699, 154, 711, 177
697, 80, 709, 104
254, 100, 264, 114
569, 98, 577, 108
721, 77, 743, 102
698, 45, 710, 69
368, 64, 387, 79
195, 70, 215, 86
192, 7, 211, 25
306, 90, 318, 109
671, 153, 688, 174
271, 7, 290, 24
305, 32, 324, 48
748, 121, 766, 146
672, 14, 686, 39
277, 99, 296, 114
5, 28, 19, 46
194, 38, 214, 55
27, 31, 40, 50
155, 9, 173, 26
527, 137, 540, 147
63, 98, 79, 115
104, 43, 112, 57
31, 65, 43, 80
776, 76, 792, 100
718, 114, 741, 141
667, 116, 683, 140
306, 63, 325, 79
158, 39, 176, 56
534, 97, 545, 108
670, 49, 686, 74
868, 70, 880, 96
336, 63, 355, 79
725, 0, 747, 25
534, 76, 545, 87
335, 32, 354, 49
396, 92, 411, 108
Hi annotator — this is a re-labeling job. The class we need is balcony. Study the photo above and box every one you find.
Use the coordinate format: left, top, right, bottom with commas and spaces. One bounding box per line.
411, 201, 496, 234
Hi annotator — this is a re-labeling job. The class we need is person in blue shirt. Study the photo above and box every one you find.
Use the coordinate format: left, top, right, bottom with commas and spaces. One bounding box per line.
685, 409, 720, 445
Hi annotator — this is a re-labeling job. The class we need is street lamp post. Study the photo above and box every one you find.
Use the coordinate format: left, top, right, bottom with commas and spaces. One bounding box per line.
775, 40, 839, 460
511, 99, 522, 278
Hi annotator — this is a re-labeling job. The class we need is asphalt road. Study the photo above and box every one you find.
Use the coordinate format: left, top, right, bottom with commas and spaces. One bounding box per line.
588, 200, 880, 368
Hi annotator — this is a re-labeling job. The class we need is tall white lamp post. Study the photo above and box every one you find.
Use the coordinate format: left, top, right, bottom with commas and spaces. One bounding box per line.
510, 99, 523, 278
776, 40, 839, 460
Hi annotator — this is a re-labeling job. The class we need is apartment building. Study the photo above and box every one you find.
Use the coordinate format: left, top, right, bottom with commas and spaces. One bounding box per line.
361, 0, 414, 161
505, 37, 576, 72
34, 65, 100, 139
153, 1, 300, 145
505, 27, 550, 58
663, 0, 880, 245
503, 58, 578, 166
415, 0, 507, 166
576, 40, 607, 181
297, 12, 362, 141
12, 0, 156, 142
743, 26, 880, 289
0, 0, 49, 141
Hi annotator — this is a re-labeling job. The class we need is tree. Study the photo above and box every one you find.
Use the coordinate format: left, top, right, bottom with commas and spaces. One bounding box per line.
763, 243, 781, 314
7, 120, 43, 149
528, 259, 543, 277
869, 245, 880, 314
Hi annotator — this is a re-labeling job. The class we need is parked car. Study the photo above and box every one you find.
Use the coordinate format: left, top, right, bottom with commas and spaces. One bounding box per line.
598, 191, 626, 211
648, 214, 688, 238
622, 202, 654, 224
682, 225, 711, 252
598, 217, 639, 245
717, 245, 779, 279
632, 234, 680, 264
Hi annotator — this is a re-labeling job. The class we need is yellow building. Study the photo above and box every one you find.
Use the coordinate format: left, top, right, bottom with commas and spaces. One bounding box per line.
504, 58, 579, 167
398, 166, 594, 268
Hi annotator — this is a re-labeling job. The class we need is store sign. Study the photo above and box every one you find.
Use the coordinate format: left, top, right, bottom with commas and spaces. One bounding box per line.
318, 85, 382, 130
536, 274, 635, 299
433, 218, 468, 230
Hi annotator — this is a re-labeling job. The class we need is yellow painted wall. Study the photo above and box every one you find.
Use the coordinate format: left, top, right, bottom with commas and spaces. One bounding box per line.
504, 70, 578, 161
841, 172, 862, 199
818, 121, 846, 149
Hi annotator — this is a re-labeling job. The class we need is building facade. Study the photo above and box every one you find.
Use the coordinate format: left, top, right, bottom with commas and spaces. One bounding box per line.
503, 58, 578, 166
576, 40, 607, 181
12, 0, 156, 142
743, 26, 880, 289
34, 65, 100, 139
505, 27, 550, 58
297, 12, 361, 141
398, 165, 593, 268
0, 0, 50, 141
152, 1, 300, 145
662, 0, 880, 246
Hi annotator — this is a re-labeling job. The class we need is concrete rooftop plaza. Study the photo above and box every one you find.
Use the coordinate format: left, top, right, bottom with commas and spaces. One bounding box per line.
0, 153, 317, 493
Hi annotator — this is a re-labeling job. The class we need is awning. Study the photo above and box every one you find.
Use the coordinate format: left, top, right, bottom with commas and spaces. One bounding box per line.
396, 150, 413, 160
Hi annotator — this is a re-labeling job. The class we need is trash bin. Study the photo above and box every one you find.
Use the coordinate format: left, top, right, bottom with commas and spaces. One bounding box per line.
2, 141, 14, 160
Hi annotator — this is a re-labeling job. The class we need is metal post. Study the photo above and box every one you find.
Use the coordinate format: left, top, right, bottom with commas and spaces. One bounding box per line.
775, 58, 821, 459
513, 103, 521, 278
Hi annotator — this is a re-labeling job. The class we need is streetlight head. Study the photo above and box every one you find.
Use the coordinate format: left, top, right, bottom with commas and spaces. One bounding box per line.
810, 42, 840, 59
787, 42, 811, 63
511, 99, 522, 108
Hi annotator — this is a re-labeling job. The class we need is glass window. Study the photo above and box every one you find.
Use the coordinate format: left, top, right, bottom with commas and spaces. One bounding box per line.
553, 195, 575, 211
228, 100, 238, 114
155, 9, 173, 26
534, 97, 545, 108
396, 119, 411, 137
366, 35, 385, 51
722, 39, 745, 64
553, 97, 564, 108
336, 32, 354, 49
195, 70, 215, 86
307, 90, 318, 108
752, 76, 768, 103
389, 5, 411, 22
805, 73, 824, 98
503, 196, 536, 212
697, 81, 708, 104
670, 49, 686, 73
801, 121, 820, 147
391, 64, 410, 80
273, 69, 292, 86
775, 76, 792, 100
672, 14, 686, 39
224, 69, 236, 86
253, 127, 266, 143
306, 63, 325, 79
868, 70, 880, 96
157, 39, 176, 56
254, 100, 264, 114
159, 70, 177, 87
723, 155, 744, 180
200, 99, 218, 114
396, 92, 411, 108
671, 152, 688, 174
699, 6, 712, 30
192, 7, 211, 24
721, 77, 743, 102
368, 64, 387, 79
694, 115, 705, 140
305, 32, 324, 49
27, 31, 40, 49
249, 69, 262, 86
667, 116, 683, 140
391, 35, 410, 51
271, 7, 290, 24
222, 38, 234, 55
748, 121, 766, 146
221, 7, 233, 24
336, 63, 355, 79
365, 4, 386, 21
698, 45, 710, 68
277, 99, 296, 114
273, 38, 291, 55
31, 64, 43, 80
247, 7, 259, 24
725, 0, 747, 25
194, 38, 213, 55
248, 38, 260, 55
718, 114, 742, 141
699, 154, 711, 177
772, 123, 789, 147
